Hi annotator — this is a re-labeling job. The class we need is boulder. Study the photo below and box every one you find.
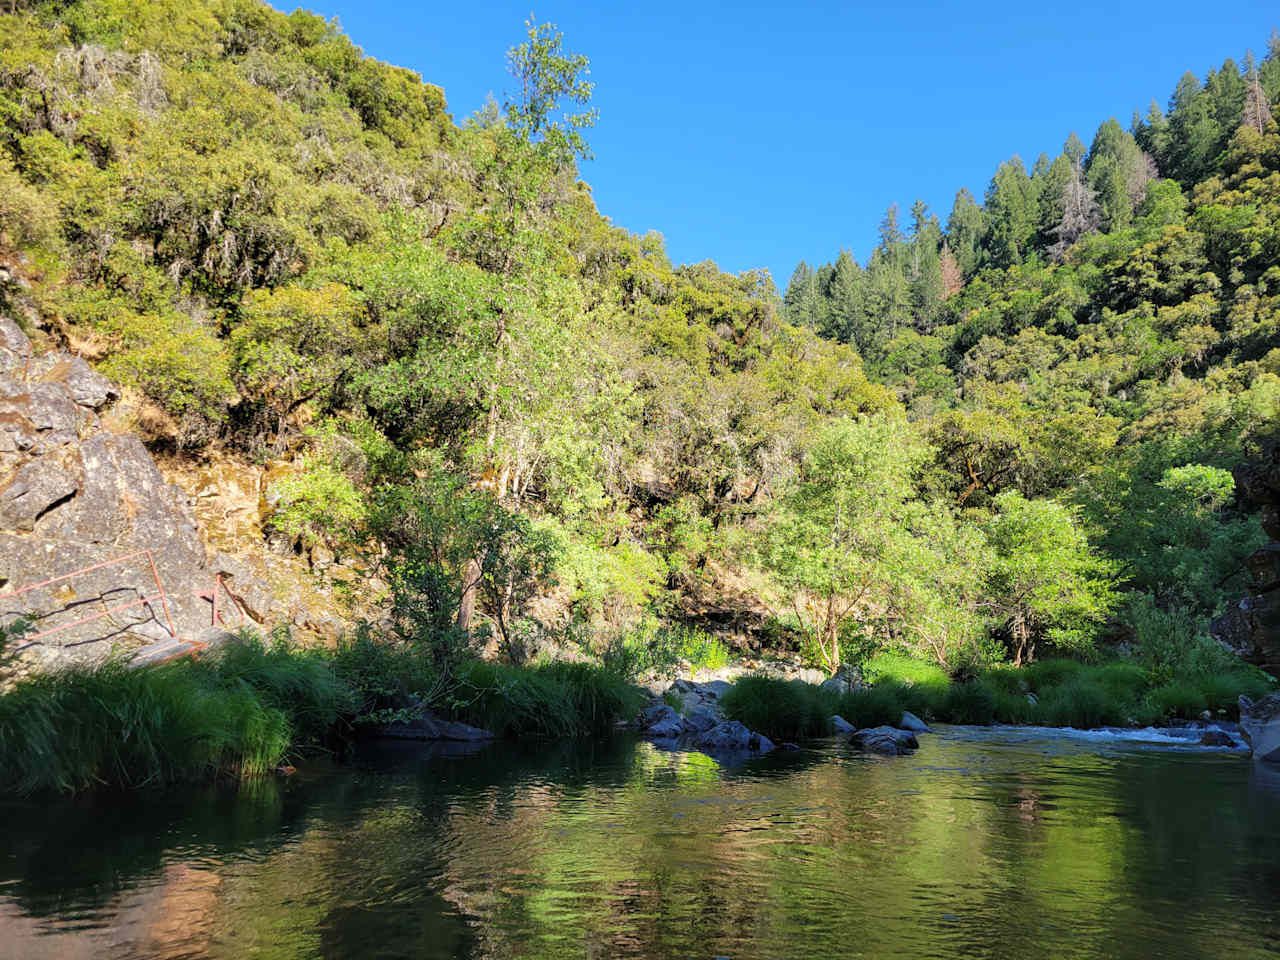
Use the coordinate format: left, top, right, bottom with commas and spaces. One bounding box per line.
646, 711, 687, 740
1239, 694, 1280, 764
1198, 730, 1236, 747
850, 725, 919, 756
37, 356, 117, 410
684, 706, 721, 734
692, 720, 773, 753
374, 711, 494, 742
830, 715, 855, 735
0, 326, 233, 666
898, 710, 931, 733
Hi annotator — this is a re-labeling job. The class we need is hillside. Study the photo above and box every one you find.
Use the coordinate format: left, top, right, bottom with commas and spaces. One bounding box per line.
1, 0, 1278, 689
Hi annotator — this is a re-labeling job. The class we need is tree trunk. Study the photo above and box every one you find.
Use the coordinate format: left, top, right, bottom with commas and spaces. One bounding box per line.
456, 557, 481, 632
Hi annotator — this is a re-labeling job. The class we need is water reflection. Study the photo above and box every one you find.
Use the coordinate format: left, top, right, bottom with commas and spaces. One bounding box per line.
2, 729, 1279, 959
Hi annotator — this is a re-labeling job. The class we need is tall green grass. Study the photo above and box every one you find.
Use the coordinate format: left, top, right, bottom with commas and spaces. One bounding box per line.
449, 660, 646, 739
0, 659, 291, 795
720, 656, 1278, 740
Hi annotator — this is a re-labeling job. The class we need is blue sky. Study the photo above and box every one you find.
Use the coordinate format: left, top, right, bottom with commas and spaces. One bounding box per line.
315, 1, 1278, 289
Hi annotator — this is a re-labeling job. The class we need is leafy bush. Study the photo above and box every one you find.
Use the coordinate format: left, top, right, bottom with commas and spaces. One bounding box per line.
862, 653, 950, 691
1037, 678, 1123, 728
331, 624, 439, 723
269, 457, 367, 548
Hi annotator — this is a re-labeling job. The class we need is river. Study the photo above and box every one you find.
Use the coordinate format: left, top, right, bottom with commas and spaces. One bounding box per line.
2, 726, 1279, 959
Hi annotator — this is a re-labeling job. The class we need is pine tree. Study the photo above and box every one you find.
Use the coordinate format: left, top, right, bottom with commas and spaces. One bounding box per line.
1049, 158, 1100, 261
946, 188, 987, 278
984, 156, 1037, 269
824, 249, 865, 345
907, 200, 944, 331
939, 243, 963, 298
1166, 71, 1221, 184
1033, 150, 1073, 247
1085, 118, 1153, 231
783, 261, 819, 327
1243, 55, 1274, 133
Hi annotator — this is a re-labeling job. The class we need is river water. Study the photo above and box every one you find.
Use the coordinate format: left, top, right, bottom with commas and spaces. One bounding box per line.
2, 726, 1279, 960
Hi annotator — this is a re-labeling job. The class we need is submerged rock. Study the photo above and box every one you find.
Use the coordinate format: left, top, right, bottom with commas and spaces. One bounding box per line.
850, 726, 919, 756
1198, 730, 1236, 747
898, 711, 931, 733
1239, 694, 1280, 764
374, 711, 494, 742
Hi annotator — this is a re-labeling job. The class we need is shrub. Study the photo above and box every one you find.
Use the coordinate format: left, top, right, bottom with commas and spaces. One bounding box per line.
1146, 682, 1208, 721
863, 653, 950, 691
331, 623, 439, 722
832, 683, 908, 730
269, 457, 367, 548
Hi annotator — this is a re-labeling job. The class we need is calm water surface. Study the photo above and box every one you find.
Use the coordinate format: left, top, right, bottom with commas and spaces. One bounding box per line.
2, 726, 1280, 959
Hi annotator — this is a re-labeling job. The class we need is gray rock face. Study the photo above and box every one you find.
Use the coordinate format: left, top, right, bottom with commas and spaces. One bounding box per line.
1239, 694, 1280, 764
0, 316, 269, 668
898, 710, 931, 733
0, 459, 77, 531
830, 715, 855, 735
850, 726, 919, 756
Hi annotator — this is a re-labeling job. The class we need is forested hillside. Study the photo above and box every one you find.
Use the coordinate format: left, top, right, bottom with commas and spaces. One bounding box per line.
2, 0, 1277, 686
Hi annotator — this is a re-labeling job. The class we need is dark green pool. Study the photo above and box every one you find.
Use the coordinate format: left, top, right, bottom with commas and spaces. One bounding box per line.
3, 726, 1279, 959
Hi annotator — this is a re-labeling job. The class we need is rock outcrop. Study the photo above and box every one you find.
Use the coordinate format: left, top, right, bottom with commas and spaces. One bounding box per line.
1239, 693, 1280, 764
635, 700, 775, 756
374, 711, 495, 742
1212, 441, 1280, 676
898, 710, 931, 733
850, 726, 919, 755
0, 317, 267, 668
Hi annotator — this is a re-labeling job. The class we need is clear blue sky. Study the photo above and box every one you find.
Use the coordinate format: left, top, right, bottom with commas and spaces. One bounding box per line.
313, 1, 1277, 289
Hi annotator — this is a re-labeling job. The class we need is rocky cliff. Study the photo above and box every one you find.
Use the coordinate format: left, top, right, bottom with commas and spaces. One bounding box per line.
1212, 440, 1280, 678
0, 316, 266, 667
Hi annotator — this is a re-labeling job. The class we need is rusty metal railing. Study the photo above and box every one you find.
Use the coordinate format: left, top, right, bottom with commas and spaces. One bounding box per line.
0, 549, 179, 650
198, 573, 248, 629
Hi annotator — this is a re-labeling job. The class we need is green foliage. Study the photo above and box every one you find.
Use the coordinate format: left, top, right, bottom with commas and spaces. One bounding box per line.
0, 657, 291, 794
720, 676, 836, 740
448, 660, 644, 739
981, 491, 1118, 663
269, 456, 366, 548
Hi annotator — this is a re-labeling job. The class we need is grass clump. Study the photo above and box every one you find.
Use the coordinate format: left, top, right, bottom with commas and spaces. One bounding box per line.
720, 676, 835, 740
0, 659, 291, 795
448, 660, 646, 739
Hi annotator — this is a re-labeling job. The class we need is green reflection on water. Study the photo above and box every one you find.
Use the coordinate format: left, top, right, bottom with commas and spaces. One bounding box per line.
2, 730, 1279, 960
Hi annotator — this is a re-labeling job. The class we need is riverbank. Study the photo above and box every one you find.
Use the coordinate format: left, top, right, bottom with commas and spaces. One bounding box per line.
718, 654, 1277, 742
1, 635, 1274, 795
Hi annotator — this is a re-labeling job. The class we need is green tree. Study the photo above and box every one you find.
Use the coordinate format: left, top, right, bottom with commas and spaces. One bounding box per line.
981, 491, 1118, 665
763, 416, 928, 674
